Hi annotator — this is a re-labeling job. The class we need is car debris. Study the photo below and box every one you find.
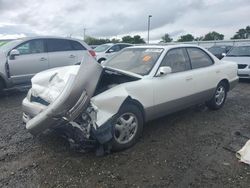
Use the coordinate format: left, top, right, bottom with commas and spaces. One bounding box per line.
237, 140, 250, 165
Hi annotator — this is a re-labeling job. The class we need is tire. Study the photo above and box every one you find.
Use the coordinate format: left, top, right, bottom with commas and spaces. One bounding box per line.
111, 103, 144, 151
206, 82, 227, 110
0, 79, 5, 93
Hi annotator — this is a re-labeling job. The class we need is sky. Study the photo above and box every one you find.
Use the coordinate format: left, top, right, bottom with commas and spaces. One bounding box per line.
0, 0, 249, 42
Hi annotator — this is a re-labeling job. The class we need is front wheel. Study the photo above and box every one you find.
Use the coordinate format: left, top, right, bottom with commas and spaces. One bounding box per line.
206, 82, 227, 110
111, 104, 143, 151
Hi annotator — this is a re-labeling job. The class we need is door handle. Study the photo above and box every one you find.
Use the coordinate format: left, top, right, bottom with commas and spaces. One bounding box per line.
40, 57, 47, 61
186, 76, 193, 81
69, 55, 75, 58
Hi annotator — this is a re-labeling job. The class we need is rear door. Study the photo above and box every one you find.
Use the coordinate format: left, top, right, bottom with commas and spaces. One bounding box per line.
8, 39, 48, 84
186, 47, 218, 101
69, 40, 87, 64
46, 39, 78, 68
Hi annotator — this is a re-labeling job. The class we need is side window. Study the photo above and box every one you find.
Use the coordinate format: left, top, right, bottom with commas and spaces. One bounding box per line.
109, 45, 120, 52
47, 39, 73, 52
187, 48, 213, 69
119, 44, 131, 50
70, 40, 86, 50
16, 40, 45, 55
161, 48, 191, 73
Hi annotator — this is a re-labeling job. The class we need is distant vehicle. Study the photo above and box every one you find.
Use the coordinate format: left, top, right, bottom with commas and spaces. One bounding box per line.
95, 43, 133, 63
0, 36, 95, 92
22, 45, 238, 151
222, 45, 250, 79
208, 45, 232, 59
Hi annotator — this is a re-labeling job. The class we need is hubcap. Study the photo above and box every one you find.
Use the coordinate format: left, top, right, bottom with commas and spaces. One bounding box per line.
114, 113, 138, 144
215, 86, 225, 106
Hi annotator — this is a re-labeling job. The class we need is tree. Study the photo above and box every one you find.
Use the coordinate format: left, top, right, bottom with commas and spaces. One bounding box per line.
203, 31, 224, 41
177, 34, 195, 42
111, 38, 120, 43
231, 26, 250, 39
122, 35, 134, 43
133, 35, 146, 44
161, 33, 173, 43
122, 35, 145, 44
84, 36, 111, 45
194, 36, 204, 41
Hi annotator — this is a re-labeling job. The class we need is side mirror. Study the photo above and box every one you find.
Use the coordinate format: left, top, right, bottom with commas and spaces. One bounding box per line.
156, 66, 172, 77
222, 53, 226, 57
9, 49, 20, 60
107, 49, 114, 53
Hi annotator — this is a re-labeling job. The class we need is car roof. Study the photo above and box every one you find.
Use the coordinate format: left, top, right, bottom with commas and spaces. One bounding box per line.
128, 44, 202, 50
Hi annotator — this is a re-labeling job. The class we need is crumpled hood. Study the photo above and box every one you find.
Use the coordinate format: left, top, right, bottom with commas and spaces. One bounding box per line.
31, 65, 80, 104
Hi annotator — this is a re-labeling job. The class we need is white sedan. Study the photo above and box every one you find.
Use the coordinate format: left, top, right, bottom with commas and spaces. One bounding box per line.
22, 45, 238, 152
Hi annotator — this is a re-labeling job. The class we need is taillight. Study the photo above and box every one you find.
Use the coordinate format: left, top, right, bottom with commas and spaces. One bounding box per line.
88, 50, 96, 58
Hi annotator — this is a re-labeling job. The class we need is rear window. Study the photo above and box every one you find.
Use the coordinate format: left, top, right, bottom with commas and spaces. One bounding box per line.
187, 48, 213, 69
47, 39, 74, 52
71, 40, 86, 50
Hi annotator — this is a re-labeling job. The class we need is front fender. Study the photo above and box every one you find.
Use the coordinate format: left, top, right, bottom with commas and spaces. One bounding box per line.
91, 86, 129, 127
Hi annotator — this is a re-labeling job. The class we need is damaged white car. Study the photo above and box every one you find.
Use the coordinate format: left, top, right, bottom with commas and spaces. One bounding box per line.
22, 45, 238, 153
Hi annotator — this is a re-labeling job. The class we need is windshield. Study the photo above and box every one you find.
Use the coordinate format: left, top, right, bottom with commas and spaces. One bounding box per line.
227, 46, 250, 57
0, 39, 23, 52
104, 48, 163, 76
94, 44, 112, 52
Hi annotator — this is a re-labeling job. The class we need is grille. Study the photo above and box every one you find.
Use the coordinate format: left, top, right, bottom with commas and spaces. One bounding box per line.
238, 64, 247, 69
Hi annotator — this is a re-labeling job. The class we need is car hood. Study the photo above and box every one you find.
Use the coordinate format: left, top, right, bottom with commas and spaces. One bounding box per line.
25, 55, 103, 135
30, 66, 142, 104
30, 65, 80, 104
223, 56, 250, 65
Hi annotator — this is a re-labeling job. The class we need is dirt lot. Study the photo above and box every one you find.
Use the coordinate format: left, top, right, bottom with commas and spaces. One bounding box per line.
0, 81, 250, 188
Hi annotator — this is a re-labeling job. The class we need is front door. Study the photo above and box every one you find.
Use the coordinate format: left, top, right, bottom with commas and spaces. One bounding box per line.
8, 39, 48, 85
152, 48, 195, 118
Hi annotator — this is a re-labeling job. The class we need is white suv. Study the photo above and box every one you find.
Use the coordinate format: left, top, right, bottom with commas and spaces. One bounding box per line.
0, 36, 95, 92
95, 43, 133, 63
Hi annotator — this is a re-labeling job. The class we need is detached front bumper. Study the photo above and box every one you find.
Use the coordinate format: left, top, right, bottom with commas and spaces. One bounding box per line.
22, 93, 114, 144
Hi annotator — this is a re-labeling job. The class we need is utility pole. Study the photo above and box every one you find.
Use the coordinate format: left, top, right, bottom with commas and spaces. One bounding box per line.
83, 28, 87, 41
147, 15, 152, 44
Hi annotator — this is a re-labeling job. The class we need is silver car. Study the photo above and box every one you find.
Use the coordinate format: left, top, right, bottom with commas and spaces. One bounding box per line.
222, 45, 250, 79
22, 45, 238, 152
0, 36, 95, 92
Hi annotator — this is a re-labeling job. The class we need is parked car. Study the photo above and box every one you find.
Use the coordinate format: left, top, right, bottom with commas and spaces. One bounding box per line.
0, 36, 95, 92
22, 45, 238, 152
208, 45, 232, 59
95, 43, 133, 63
222, 45, 250, 79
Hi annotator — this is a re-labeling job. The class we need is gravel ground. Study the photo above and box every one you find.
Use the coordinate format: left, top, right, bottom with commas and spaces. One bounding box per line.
0, 81, 250, 188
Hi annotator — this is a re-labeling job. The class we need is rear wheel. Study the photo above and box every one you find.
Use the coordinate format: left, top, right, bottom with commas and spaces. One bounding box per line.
111, 104, 143, 151
206, 82, 227, 110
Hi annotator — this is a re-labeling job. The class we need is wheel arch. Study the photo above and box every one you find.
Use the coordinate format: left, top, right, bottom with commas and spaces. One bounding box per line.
219, 78, 230, 91
121, 96, 146, 123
